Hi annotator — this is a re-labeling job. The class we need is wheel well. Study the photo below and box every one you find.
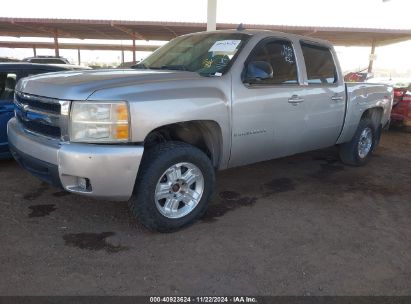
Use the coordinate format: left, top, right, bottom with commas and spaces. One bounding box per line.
361, 107, 383, 142
143, 121, 223, 168
361, 107, 383, 128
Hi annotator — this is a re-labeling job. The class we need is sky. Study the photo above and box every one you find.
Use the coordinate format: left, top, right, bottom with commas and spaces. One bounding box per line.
1, 0, 411, 75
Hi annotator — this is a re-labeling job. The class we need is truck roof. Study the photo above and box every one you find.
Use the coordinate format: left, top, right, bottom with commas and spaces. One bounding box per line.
186, 29, 334, 48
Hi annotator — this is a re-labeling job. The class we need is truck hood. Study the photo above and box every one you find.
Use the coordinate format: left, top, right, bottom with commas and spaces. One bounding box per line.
16, 69, 203, 100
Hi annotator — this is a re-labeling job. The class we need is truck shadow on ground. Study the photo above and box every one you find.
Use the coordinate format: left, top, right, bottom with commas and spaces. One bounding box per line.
12, 152, 343, 238
15, 140, 410, 239
18, 148, 343, 224
201, 147, 344, 223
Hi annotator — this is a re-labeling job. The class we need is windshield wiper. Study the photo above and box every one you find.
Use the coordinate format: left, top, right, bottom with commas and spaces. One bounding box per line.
198, 72, 214, 77
131, 63, 179, 71
199, 70, 224, 77
131, 63, 147, 69
158, 65, 188, 71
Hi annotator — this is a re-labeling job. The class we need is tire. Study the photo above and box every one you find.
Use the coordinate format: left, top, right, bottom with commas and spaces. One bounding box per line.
129, 141, 215, 232
339, 118, 376, 166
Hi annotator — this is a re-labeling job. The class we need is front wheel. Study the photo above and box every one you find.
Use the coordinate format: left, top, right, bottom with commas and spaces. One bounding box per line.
129, 141, 215, 232
339, 118, 377, 166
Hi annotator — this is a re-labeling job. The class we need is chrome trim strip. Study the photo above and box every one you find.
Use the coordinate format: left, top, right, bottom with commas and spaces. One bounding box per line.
16, 91, 61, 105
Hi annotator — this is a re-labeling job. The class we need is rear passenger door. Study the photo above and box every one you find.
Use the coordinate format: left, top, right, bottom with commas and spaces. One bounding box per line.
297, 41, 346, 151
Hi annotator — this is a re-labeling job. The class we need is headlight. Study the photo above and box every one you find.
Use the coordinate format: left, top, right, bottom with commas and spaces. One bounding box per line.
69, 101, 130, 143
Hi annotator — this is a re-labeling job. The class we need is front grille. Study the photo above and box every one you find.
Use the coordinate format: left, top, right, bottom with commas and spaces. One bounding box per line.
14, 92, 67, 139
18, 115, 61, 137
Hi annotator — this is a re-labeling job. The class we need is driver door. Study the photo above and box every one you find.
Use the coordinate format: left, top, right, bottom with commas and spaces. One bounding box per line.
229, 38, 308, 167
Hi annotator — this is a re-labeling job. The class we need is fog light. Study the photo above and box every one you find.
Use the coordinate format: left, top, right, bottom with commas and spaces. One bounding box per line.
77, 177, 91, 191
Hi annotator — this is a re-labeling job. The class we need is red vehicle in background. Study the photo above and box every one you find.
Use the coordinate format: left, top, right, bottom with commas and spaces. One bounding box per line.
391, 84, 411, 132
344, 72, 371, 83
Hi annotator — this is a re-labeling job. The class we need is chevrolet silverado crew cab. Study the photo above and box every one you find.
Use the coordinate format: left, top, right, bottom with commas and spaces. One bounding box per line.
8, 30, 393, 232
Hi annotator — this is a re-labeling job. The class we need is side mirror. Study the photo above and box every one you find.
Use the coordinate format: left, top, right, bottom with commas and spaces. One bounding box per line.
244, 61, 273, 82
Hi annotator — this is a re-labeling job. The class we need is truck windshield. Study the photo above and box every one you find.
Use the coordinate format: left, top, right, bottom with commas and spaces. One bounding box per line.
136, 32, 251, 76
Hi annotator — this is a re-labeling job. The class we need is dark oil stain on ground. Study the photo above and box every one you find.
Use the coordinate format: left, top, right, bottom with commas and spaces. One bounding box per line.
202, 191, 257, 222
52, 191, 71, 197
220, 190, 241, 200
263, 178, 296, 197
62, 232, 128, 253
337, 177, 399, 197
311, 163, 345, 179
320, 163, 345, 172
23, 182, 49, 200
312, 155, 340, 164
309, 152, 346, 178
28, 204, 56, 217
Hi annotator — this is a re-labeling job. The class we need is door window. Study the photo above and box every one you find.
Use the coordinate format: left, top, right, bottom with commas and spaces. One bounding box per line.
246, 39, 298, 85
0, 73, 17, 100
300, 42, 337, 84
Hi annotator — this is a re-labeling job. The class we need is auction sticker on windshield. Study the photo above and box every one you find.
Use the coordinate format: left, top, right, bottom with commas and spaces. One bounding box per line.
209, 40, 241, 53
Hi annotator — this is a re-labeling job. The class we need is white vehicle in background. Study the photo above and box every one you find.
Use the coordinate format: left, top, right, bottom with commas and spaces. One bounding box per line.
23, 56, 71, 65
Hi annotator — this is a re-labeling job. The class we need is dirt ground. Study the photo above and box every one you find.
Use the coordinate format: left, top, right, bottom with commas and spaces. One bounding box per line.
0, 129, 410, 296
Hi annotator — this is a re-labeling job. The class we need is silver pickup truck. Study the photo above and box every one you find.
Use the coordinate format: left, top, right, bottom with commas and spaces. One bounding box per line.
8, 30, 393, 232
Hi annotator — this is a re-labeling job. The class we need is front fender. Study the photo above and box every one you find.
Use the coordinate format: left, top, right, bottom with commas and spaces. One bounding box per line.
87, 76, 232, 169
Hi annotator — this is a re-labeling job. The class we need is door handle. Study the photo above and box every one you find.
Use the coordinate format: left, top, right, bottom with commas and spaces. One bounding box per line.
288, 95, 304, 104
331, 95, 344, 101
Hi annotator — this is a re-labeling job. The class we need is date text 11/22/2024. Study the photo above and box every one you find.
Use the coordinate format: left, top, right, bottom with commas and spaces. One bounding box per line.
149, 296, 257, 303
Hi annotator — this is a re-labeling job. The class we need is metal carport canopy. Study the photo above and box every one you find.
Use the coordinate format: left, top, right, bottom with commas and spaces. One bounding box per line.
1, 17, 411, 46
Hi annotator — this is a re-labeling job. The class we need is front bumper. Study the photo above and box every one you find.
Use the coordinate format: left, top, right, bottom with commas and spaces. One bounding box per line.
7, 118, 144, 201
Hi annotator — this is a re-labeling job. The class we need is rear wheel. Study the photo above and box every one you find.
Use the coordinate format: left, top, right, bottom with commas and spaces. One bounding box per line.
129, 141, 215, 232
339, 118, 376, 166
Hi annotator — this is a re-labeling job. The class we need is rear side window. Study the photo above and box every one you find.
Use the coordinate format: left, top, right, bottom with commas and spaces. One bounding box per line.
301, 42, 337, 84
247, 39, 298, 85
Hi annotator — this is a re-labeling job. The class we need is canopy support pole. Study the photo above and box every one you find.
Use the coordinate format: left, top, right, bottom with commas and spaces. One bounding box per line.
207, 0, 217, 31
368, 40, 376, 74
54, 29, 59, 57
132, 32, 136, 63
77, 48, 81, 65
